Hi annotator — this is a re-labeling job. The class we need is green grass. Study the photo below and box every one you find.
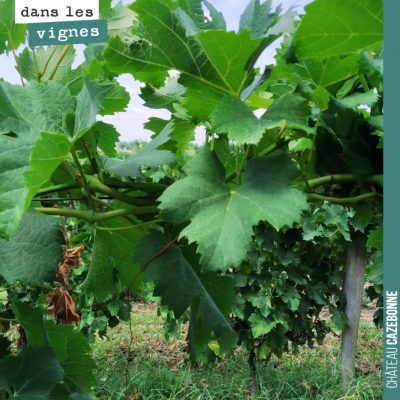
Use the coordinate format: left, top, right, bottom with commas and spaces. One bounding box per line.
91, 303, 383, 400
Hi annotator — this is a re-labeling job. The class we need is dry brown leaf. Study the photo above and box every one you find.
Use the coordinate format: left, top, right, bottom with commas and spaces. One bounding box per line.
46, 287, 80, 326
55, 245, 84, 289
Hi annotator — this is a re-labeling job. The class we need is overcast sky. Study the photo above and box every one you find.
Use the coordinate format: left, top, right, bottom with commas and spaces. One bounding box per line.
0, 0, 312, 142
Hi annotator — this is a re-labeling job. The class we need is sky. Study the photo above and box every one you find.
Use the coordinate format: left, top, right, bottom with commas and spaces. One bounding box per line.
0, 0, 312, 142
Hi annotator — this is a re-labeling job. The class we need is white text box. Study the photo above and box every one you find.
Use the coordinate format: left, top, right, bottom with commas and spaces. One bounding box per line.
15, 0, 99, 23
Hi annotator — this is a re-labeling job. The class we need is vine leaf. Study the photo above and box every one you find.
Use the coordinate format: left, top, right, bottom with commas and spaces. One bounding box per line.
140, 77, 186, 113
133, 230, 237, 357
44, 321, 97, 396
367, 226, 383, 250
105, 121, 177, 178
17, 45, 76, 82
80, 202, 146, 302
100, 84, 130, 116
11, 302, 46, 345
295, 0, 383, 59
10, 301, 96, 396
145, 117, 196, 161
0, 0, 26, 55
73, 76, 114, 136
48, 383, 71, 400
272, 37, 361, 88
99, 0, 137, 41
366, 225, 383, 287
329, 304, 350, 331
23, 76, 113, 218
46, 289, 80, 326
210, 93, 313, 145
332, 90, 379, 111
239, 0, 283, 38
0, 76, 111, 239
176, 0, 226, 34
104, 0, 271, 121
89, 121, 121, 158
248, 311, 276, 338
159, 148, 308, 271
0, 80, 74, 238
0, 209, 64, 286
358, 50, 383, 91
0, 344, 64, 400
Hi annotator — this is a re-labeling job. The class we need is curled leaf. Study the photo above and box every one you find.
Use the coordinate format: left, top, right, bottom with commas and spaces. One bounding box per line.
46, 288, 80, 326
55, 245, 84, 289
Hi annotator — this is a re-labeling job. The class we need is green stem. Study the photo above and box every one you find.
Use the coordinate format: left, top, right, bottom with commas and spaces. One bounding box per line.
59, 160, 78, 180
307, 174, 383, 190
8, 33, 24, 86
210, 133, 215, 151
36, 182, 79, 196
358, 74, 370, 93
31, 47, 40, 76
34, 205, 159, 224
93, 219, 164, 231
47, 45, 70, 81
277, 127, 286, 139
36, 179, 167, 198
0, 317, 16, 322
70, 147, 94, 209
41, 45, 58, 78
87, 176, 158, 207
259, 137, 290, 157
91, 195, 147, 234
307, 190, 376, 204
104, 180, 167, 193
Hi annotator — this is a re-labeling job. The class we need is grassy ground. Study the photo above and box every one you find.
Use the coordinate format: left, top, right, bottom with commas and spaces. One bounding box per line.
92, 302, 383, 400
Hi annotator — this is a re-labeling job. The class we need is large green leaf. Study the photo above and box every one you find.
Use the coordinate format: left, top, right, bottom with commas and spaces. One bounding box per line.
0, 0, 26, 55
100, 84, 130, 116
104, 0, 266, 121
11, 302, 46, 345
90, 121, 120, 158
210, 93, 313, 145
272, 52, 361, 88
0, 209, 64, 286
17, 45, 76, 83
133, 230, 237, 355
332, 90, 379, 111
295, 0, 383, 59
0, 344, 64, 400
0, 80, 75, 239
45, 321, 97, 395
105, 121, 177, 178
23, 77, 113, 218
159, 148, 308, 271
80, 203, 146, 302
74, 76, 114, 136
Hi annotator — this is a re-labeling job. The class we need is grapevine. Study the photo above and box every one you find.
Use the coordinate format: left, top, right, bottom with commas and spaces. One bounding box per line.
0, 0, 383, 398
